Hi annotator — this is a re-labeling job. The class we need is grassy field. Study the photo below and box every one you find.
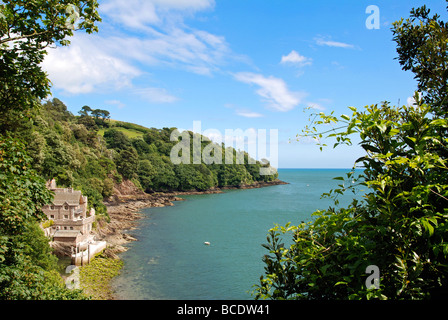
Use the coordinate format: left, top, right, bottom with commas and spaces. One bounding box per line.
97, 125, 145, 139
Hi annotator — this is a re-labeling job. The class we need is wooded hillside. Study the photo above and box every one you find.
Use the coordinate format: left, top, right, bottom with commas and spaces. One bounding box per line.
25, 98, 279, 216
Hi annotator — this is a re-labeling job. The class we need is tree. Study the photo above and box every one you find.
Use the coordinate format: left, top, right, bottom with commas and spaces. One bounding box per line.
99, 109, 110, 122
103, 128, 131, 150
254, 3, 448, 300
255, 103, 448, 300
115, 147, 139, 180
138, 159, 157, 192
90, 109, 101, 120
392, 3, 448, 118
0, 135, 87, 299
0, 0, 101, 133
78, 115, 98, 131
79, 105, 92, 117
0, 0, 100, 300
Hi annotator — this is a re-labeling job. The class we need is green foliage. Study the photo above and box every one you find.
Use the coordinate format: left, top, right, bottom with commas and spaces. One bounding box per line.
0, 135, 52, 234
0, 0, 100, 300
392, 2, 448, 117
137, 159, 156, 191
28, 97, 279, 196
0, 0, 101, 133
115, 147, 139, 180
255, 3, 448, 300
255, 102, 448, 300
103, 128, 131, 150
79, 256, 123, 300
0, 135, 87, 300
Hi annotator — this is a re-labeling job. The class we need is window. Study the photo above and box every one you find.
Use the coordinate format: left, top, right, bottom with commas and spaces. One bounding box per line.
64, 215, 69, 219
50, 205, 54, 210
64, 205, 69, 210
50, 215, 55, 219
70, 227, 74, 230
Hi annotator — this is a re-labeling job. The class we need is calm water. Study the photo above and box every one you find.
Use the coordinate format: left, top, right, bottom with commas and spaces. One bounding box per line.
112, 169, 364, 300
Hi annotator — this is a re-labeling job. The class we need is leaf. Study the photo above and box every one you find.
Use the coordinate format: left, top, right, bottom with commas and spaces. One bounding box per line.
361, 144, 380, 153
430, 119, 448, 128
421, 218, 434, 237
404, 136, 416, 148
388, 128, 400, 136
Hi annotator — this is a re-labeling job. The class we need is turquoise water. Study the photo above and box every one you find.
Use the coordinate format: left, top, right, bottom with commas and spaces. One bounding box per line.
112, 169, 364, 300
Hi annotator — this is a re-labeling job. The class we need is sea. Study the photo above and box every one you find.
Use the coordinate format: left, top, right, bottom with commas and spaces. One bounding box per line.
111, 169, 366, 300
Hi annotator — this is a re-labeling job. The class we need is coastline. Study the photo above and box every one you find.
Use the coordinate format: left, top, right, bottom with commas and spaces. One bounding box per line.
94, 179, 288, 300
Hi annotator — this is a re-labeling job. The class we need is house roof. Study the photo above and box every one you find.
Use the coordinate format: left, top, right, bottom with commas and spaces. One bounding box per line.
53, 230, 81, 238
53, 190, 83, 206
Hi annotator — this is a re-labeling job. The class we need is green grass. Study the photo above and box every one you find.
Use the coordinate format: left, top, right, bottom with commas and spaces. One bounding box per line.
97, 126, 145, 139
79, 255, 123, 300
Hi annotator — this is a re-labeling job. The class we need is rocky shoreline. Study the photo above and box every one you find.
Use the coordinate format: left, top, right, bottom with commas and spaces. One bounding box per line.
92, 179, 288, 299
96, 194, 185, 258
96, 179, 288, 256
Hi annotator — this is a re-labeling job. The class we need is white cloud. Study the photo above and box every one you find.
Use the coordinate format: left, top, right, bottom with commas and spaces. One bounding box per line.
315, 37, 355, 49
407, 93, 422, 106
100, 0, 215, 31
106, 100, 126, 109
225, 104, 264, 118
42, 0, 232, 100
100, 1, 159, 31
281, 50, 312, 67
151, 0, 214, 10
407, 96, 416, 107
134, 87, 179, 103
101, 29, 230, 76
234, 72, 305, 112
97, 0, 232, 76
306, 102, 326, 111
42, 35, 141, 94
236, 110, 264, 118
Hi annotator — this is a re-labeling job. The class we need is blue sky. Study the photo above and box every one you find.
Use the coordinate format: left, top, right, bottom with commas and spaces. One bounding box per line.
42, 0, 447, 168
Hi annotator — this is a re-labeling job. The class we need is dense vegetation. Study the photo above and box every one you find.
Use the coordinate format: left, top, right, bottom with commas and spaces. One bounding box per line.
79, 255, 123, 300
255, 2, 448, 300
0, 94, 277, 300
0, 0, 101, 299
27, 98, 278, 211
0, 0, 278, 300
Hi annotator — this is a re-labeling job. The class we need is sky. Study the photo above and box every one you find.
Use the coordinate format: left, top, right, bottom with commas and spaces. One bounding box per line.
42, 0, 448, 168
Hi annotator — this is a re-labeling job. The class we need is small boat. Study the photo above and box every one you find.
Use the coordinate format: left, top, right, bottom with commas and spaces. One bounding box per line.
204, 242, 211, 246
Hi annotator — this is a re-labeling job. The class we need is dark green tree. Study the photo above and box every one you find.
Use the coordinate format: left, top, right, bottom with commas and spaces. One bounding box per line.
0, 0, 101, 133
392, 4, 448, 117
79, 105, 92, 117
115, 147, 139, 180
0, 0, 100, 300
138, 159, 157, 192
103, 128, 131, 150
255, 3, 448, 300
0, 136, 87, 299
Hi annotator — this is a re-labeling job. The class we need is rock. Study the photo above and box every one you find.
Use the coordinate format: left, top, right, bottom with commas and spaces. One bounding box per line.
96, 178, 288, 261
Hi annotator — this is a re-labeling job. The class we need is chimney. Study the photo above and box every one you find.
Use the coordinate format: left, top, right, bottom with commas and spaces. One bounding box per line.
47, 178, 57, 190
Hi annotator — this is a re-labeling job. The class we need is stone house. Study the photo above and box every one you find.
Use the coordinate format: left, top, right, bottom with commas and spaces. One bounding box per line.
42, 179, 96, 245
